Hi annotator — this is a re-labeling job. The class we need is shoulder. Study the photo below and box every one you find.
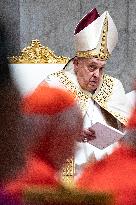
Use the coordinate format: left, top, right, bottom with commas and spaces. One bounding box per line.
104, 74, 123, 86
42, 71, 74, 92
103, 74, 125, 94
43, 72, 64, 88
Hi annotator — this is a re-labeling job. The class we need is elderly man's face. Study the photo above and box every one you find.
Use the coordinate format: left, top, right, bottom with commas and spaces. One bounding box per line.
73, 57, 106, 93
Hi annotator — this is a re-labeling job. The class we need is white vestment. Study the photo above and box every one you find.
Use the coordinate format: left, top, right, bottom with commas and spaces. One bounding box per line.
42, 60, 131, 173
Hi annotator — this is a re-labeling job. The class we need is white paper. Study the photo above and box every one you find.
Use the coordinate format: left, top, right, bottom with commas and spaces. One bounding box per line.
90, 122, 124, 149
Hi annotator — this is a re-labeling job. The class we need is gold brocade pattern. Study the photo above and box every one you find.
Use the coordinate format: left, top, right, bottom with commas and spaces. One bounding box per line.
93, 75, 127, 125
61, 158, 75, 188
76, 16, 110, 61
52, 71, 91, 115
9, 40, 69, 64
93, 74, 114, 106
51, 71, 127, 125
51, 71, 127, 186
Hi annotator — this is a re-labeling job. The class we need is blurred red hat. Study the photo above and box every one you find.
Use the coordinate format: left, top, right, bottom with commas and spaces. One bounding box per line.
22, 83, 75, 115
21, 83, 83, 170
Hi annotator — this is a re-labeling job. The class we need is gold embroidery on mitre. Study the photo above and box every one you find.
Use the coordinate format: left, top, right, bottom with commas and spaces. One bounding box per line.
76, 15, 110, 61
9, 39, 69, 64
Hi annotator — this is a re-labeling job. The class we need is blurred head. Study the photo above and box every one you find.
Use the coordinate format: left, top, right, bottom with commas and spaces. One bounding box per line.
22, 84, 83, 170
0, 25, 25, 184
73, 57, 106, 93
0, 83, 25, 184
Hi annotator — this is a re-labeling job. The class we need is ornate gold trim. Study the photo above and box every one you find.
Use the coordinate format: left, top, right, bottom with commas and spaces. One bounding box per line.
9, 39, 70, 64
61, 158, 75, 188
51, 71, 127, 125
52, 71, 91, 115
50, 71, 127, 186
93, 74, 127, 125
93, 74, 114, 107
76, 15, 110, 61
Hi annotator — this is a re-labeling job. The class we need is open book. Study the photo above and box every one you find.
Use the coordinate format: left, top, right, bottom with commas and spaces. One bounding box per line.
90, 122, 124, 149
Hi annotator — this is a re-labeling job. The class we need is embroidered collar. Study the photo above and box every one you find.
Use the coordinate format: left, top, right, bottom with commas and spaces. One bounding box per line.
51, 62, 127, 124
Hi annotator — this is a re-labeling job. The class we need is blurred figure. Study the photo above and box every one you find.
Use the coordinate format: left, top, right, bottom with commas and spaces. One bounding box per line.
76, 91, 136, 205
7, 85, 114, 205
6, 84, 83, 201
0, 24, 24, 204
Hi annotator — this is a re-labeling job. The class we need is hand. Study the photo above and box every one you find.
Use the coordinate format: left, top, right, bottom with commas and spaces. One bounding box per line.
81, 127, 96, 143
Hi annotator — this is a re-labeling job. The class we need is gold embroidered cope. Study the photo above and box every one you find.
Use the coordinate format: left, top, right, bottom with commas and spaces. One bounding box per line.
51, 71, 127, 125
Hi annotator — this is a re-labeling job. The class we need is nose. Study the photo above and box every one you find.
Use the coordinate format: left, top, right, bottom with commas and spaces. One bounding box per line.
93, 68, 100, 78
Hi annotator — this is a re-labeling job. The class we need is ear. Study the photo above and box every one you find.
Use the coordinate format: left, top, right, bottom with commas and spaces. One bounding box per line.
73, 57, 79, 73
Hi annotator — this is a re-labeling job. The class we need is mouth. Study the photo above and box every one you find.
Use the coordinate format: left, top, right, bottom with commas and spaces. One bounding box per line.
89, 80, 98, 85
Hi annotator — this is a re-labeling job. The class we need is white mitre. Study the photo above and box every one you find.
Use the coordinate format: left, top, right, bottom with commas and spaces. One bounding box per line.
74, 8, 118, 60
